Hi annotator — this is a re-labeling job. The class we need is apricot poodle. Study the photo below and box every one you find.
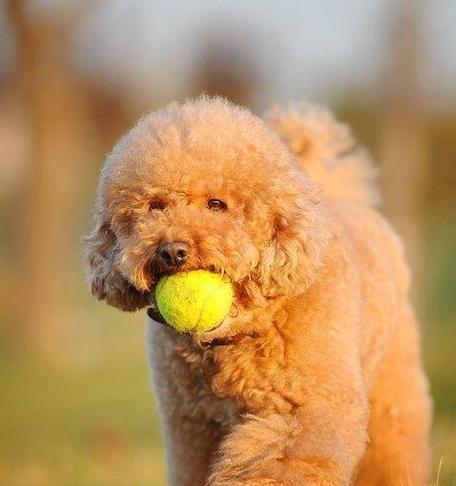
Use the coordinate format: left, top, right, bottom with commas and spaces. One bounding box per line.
85, 97, 432, 485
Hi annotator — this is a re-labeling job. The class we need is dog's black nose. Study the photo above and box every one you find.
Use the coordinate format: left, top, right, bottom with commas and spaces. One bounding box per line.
157, 241, 189, 268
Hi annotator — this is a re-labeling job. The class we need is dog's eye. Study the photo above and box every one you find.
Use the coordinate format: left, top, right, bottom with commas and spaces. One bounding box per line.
149, 199, 165, 211
207, 199, 228, 211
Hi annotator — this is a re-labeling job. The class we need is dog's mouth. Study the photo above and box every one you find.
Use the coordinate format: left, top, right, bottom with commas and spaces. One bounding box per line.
147, 259, 202, 283
146, 304, 166, 325
146, 259, 225, 285
147, 259, 176, 283
145, 303, 228, 335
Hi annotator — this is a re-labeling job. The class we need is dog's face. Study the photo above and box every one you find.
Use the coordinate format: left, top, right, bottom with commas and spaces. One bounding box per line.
85, 99, 328, 335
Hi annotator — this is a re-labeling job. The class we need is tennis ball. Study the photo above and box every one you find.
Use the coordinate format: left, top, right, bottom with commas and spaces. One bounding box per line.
155, 270, 233, 333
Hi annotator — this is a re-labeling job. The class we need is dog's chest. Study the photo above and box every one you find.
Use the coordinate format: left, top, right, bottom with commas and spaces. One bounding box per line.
179, 335, 299, 417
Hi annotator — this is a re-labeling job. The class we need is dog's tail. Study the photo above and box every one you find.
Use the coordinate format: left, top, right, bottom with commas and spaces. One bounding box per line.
265, 102, 379, 206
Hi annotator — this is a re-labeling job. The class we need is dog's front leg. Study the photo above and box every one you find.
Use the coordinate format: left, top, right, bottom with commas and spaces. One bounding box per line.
208, 395, 368, 485
207, 354, 369, 485
148, 323, 223, 486
160, 411, 222, 486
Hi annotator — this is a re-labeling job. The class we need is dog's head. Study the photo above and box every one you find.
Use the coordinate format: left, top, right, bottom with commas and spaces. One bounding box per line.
85, 98, 329, 333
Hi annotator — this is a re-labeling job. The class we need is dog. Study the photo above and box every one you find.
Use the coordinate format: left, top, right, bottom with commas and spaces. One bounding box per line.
85, 97, 432, 485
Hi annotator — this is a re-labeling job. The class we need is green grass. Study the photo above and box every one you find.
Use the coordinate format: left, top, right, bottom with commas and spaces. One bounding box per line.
0, 317, 166, 486
425, 322, 456, 485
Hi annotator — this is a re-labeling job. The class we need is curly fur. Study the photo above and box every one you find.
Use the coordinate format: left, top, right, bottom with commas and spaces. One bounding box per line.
85, 97, 431, 485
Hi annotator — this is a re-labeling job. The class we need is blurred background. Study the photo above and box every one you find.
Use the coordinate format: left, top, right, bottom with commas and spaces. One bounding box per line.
0, 0, 455, 484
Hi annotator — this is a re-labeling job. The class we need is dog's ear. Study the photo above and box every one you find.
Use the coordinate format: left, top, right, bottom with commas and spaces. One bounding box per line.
84, 214, 149, 312
254, 176, 330, 298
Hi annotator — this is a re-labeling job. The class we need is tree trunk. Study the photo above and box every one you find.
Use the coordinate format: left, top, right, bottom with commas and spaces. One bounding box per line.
380, 0, 429, 314
7, 0, 90, 352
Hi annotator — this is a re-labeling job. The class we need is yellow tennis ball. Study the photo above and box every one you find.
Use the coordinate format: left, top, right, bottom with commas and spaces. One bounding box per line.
155, 270, 233, 333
